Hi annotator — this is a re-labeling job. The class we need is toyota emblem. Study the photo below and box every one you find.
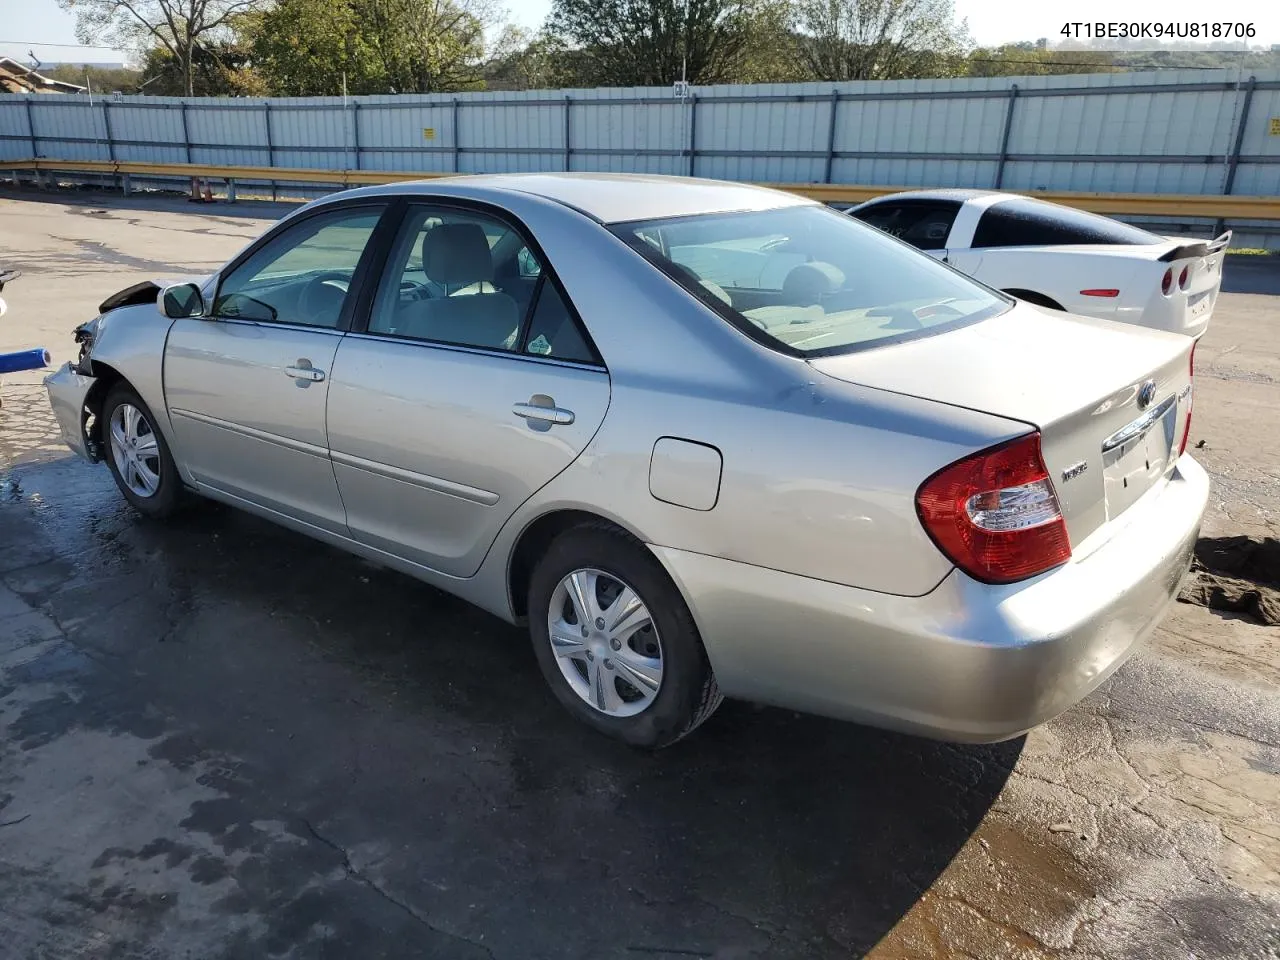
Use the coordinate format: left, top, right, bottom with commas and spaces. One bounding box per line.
1137, 380, 1157, 410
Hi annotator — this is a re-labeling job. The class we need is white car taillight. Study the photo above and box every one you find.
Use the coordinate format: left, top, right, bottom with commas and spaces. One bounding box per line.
916, 433, 1072, 585
1161, 268, 1174, 296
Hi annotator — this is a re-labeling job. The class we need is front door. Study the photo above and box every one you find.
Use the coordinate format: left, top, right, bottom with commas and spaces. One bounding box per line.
326, 202, 611, 577
163, 203, 387, 533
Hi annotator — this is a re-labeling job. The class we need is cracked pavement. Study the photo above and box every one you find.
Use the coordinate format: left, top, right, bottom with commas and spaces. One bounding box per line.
1, 191, 1278, 959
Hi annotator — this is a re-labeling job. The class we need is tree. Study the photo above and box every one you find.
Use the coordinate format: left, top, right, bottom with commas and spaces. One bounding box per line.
136, 34, 264, 94
360, 0, 495, 93
546, 0, 767, 87
791, 0, 971, 81
56, 0, 262, 96
482, 25, 573, 90
966, 42, 1114, 77
249, 0, 495, 95
248, 0, 382, 95
41, 63, 143, 93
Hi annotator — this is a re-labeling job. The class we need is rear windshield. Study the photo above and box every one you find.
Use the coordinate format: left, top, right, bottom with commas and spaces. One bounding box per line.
973, 198, 1164, 248
613, 205, 1008, 357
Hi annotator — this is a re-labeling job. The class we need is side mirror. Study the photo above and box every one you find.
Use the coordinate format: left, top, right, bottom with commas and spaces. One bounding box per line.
159, 282, 205, 319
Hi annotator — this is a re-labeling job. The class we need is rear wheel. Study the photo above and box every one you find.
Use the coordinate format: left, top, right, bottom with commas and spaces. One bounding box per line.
101, 383, 184, 519
528, 524, 722, 748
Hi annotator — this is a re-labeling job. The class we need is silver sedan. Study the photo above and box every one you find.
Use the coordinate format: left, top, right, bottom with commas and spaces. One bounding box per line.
45, 174, 1208, 747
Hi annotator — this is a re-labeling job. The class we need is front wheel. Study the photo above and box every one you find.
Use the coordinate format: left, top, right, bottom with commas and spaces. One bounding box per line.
101, 383, 185, 519
528, 524, 723, 748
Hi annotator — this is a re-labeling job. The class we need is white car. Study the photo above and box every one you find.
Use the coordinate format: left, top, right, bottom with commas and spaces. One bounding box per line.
845, 190, 1228, 338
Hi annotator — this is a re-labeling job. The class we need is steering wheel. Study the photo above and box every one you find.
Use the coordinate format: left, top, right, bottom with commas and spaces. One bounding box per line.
299, 272, 351, 326
399, 279, 433, 301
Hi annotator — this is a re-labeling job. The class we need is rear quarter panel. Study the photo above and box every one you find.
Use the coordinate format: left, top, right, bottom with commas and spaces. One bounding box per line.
971, 247, 1147, 322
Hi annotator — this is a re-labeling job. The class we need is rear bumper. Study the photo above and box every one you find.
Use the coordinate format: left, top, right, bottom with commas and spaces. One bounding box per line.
655, 455, 1208, 742
44, 362, 99, 462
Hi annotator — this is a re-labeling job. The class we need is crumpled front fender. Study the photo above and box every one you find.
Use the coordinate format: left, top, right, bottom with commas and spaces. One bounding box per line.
45, 362, 100, 463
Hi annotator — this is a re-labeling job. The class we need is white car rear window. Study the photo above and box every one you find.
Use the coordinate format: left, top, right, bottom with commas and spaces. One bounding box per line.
616, 206, 1009, 357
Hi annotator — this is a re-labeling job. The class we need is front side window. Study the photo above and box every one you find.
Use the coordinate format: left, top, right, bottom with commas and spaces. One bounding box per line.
213, 206, 385, 328
615, 205, 1008, 357
368, 204, 600, 364
852, 201, 961, 251
972, 198, 1163, 248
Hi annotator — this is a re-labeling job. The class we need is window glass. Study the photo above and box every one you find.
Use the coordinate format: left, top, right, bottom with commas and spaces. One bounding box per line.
369, 206, 526, 350
523, 280, 599, 364
614, 205, 1008, 358
972, 198, 1162, 248
214, 207, 383, 328
853, 201, 960, 251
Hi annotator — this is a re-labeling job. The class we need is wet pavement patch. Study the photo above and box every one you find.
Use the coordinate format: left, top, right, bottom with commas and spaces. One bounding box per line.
1179, 535, 1280, 625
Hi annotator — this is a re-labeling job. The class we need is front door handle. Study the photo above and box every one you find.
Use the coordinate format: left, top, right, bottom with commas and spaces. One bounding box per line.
513, 396, 574, 426
285, 359, 325, 383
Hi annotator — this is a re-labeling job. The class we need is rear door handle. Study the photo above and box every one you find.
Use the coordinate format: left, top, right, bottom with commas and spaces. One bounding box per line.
513, 399, 574, 425
285, 359, 325, 383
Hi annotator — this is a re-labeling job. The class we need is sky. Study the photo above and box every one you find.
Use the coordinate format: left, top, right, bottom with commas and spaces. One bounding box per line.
1, 0, 1277, 65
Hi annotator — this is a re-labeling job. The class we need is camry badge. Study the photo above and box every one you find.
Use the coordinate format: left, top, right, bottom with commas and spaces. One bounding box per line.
1137, 380, 1157, 410
1062, 460, 1088, 482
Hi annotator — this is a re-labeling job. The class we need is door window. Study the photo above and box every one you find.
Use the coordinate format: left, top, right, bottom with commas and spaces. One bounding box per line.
213, 206, 385, 328
368, 204, 601, 364
851, 201, 961, 251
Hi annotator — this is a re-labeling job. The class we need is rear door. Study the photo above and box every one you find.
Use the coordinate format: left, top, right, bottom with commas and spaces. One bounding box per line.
326, 201, 610, 577
164, 202, 388, 533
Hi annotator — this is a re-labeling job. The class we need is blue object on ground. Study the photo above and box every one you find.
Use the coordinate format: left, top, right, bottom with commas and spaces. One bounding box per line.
0, 348, 52, 374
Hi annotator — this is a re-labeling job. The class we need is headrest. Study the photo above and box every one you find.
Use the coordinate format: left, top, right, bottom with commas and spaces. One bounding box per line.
783, 261, 845, 306
421, 223, 494, 286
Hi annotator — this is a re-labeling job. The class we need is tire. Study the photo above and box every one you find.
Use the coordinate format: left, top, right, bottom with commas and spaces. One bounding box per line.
101, 383, 185, 519
528, 523, 723, 748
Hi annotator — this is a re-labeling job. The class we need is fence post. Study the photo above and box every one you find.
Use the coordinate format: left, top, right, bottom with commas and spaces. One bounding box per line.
824, 88, 839, 183
180, 101, 192, 163
263, 100, 276, 201
564, 95, 572, 172
24, 97, 40, 186
452, 98, 461, 173
352, 101, 361, 170
101, 99, 119, 193
688, 94, 698, 177
994, 83, 1019, 189
1217, 75, 1257, 237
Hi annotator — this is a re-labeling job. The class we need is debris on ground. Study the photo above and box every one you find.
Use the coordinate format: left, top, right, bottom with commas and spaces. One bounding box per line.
1178, 535, 1280, 625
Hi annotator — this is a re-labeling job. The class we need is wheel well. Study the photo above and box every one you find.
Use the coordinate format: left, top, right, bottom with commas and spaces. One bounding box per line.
507, 509, 634, 620
83, 361, 126, 452
1003, 289, 1065, 311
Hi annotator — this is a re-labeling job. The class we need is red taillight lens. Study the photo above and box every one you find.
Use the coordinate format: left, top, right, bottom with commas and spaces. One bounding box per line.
1161, 268, 1174, 295
1080, 288, 1120, 298
1178, 342, 1196, 457
1179, 265, 1190, 290
916, 433, 1072, 585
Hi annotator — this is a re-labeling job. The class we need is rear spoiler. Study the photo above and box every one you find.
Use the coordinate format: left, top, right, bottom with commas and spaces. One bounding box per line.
1158, 231, 1232, 262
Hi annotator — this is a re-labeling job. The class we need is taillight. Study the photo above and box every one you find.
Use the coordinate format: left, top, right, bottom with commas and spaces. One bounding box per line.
1178, 342, 1196, 457
1161, 268, 1173, 295
1080, 288, 1119, 297
1179, 265, 1191, 290
916, 433, 1072, 585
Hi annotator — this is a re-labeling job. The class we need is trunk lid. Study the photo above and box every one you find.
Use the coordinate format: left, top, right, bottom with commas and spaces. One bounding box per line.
809, 303, 1194, 548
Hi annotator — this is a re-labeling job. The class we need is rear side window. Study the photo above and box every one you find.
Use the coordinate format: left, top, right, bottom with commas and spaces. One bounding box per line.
851, 201, 961, 251
972, 198, 1162, 248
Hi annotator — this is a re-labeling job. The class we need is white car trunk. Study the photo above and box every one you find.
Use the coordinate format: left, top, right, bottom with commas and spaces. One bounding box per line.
809, 303, 1195, 550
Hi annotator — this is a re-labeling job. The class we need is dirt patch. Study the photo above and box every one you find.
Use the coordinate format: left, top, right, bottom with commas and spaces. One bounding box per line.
1178, 536, 1280, 626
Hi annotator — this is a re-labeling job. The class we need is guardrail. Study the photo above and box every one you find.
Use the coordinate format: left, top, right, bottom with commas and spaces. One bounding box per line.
3, 157, 1280, 222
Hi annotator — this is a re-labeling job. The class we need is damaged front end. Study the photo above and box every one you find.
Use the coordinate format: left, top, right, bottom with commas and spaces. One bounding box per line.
45, 317, 104, 463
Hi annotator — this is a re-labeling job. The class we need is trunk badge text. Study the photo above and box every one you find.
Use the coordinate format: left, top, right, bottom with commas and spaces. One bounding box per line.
1062, 460, 1089, 482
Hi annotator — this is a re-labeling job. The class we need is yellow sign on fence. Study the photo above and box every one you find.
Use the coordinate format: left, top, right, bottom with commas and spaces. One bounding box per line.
1270, 117, 1280, 136
423, 127, 436, 141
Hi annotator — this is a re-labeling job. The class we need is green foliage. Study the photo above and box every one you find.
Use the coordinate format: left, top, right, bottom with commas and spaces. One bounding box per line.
966, 42, 1116, 77
546, 0, 772, 86
248, 0, 492, 95
137, 37, 264, 95
40, 63, 143, 93
791, 0, 971, 81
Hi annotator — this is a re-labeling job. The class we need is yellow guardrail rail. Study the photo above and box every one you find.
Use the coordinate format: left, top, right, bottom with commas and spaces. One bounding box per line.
3, 158, 1278, 221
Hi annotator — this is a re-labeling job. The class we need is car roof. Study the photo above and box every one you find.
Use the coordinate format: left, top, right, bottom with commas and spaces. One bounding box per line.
854, 188, 1006, 206
344, 173, 816, 225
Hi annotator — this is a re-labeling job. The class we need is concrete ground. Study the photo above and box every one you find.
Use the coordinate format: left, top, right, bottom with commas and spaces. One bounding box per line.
1, 189, 1278, 960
